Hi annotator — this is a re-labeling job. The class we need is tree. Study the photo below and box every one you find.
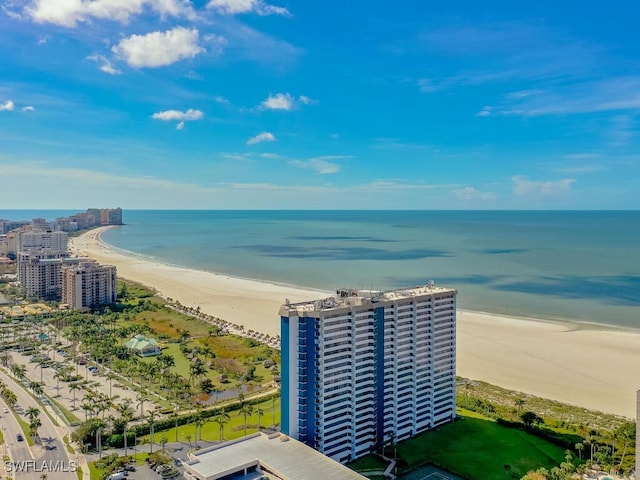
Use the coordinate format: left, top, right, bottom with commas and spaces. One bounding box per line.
30, 381, 44, 398
11, 364, 27, 380
69, 382, 81, 410
147, 410, 158, 454
53, 370, 65, 397
514, 396, 525, 413
106, 372, 117, 399
195, 406, 206, 444
255, 406, 264, 431
575, 442, 584, 460
26, 406, 40, 422
117, 400, 134, 456
170, 407, 180, 442
520, 411, 543, 429
189, 361, 207, 386
214, 409, 230, 442
29, 416, 42, 441
136, 391, 148, 417
615, 421, 635, 468
238, 403, 254, 436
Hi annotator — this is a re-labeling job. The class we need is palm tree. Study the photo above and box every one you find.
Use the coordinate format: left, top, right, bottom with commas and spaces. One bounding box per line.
136, 391, 148, 417
214, 409, 230, 443
29, 381, 44, 398
238, 403, 254, 436
3, 389, 17, 408
170, 407, 180, 442
69, 382, 81, 410
106, 372, 117, 399
30, 416, 42, 441
53, 370, 65, 397
117, 400, 134, 456
11, 364, 27, 380
26, 406, 40, 422
255, 405, 264, 431
189, 361, 207, 386
80, 401, 94, 423
194, 405, 206, 444
147, 410, 158, 454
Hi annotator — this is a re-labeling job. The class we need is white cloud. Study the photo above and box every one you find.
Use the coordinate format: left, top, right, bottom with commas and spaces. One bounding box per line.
505, 89, 543, 99
176, 121, 185, 130
260, 93, 314, 111
152, 108, 204, 121
261, 92, 293, 110
0, 100, 15, 111
298, 95, 316, 105
87, 53, 122, 75
213, 96, 230, 104
290, 156, 348, 175
247, 131, 276, 145
185, 70, 203, 80
207, 0, 290, 16
22, 106, 36, 112
512, 176, 576, 196
452, 186, 495, 200
112, 27, 206, 68
476, 106, 492, 117
24, 0, 194, 27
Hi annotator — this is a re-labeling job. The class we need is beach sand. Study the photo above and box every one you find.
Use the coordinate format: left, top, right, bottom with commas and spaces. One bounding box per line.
70, 226, 640, 418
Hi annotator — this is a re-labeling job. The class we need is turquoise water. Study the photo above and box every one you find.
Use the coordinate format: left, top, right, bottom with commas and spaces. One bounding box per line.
3, 210, 640, 329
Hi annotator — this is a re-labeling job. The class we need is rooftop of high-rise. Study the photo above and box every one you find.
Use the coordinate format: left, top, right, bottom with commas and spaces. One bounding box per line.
280, 282, 456, 315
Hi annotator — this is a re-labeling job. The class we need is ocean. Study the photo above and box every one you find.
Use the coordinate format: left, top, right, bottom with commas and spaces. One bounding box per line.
3, 210, 639, 329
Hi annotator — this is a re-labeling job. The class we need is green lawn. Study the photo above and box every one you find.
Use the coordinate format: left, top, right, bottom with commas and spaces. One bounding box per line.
396, 413, 567, 480
17, 417, 34, 446
138, 397, 281, 445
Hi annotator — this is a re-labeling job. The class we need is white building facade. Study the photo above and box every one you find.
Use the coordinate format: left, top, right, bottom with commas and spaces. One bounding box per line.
280, 284, 457, 463
17, 229, 68, 254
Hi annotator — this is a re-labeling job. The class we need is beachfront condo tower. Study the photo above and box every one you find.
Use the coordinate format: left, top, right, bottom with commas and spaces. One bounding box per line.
279, 284, 457, 463
61, 260, 117, 311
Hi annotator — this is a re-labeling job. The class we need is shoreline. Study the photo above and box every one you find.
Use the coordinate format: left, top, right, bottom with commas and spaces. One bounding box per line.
69, 226, 640, 418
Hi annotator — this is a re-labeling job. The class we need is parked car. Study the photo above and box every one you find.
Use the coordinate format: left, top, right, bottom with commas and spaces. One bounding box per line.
16, 434, 24, 442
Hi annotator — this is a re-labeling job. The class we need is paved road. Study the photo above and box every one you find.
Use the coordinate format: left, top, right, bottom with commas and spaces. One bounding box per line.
0, 371, 77, 480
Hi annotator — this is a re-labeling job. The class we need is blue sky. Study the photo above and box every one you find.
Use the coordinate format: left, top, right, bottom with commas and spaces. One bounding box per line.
1, 0, 639, 209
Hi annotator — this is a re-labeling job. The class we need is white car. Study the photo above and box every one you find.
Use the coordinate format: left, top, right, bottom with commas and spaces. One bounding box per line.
3, 407, 8, 413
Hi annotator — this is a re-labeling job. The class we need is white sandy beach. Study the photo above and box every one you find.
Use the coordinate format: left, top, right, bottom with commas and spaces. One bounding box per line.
70, 226, 640, 418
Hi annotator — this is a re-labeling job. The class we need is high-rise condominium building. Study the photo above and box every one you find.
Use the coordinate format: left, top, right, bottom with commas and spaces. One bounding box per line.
61, 260, 117, 311
17, 229, 68, 254
17, 251, 80, 300
280, 284, 457, 463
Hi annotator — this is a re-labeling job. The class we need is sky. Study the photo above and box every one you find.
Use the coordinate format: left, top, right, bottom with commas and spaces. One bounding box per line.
1, 0, 639, 209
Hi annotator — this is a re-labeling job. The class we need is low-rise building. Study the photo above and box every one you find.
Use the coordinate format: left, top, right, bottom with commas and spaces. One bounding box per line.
125, 334, 161, 357
183, 431, 368, 480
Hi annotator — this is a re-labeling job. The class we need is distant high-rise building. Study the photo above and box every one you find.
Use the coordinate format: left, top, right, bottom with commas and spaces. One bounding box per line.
61, 260, 117, 311
100, 207, 123, 225
17, 229, 68, 254
280, 284, 457, 463
17, 251, 80, 300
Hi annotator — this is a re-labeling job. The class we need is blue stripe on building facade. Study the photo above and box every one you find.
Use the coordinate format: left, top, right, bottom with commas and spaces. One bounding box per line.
280, 316, 290, 436
304, 316, 317, 449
